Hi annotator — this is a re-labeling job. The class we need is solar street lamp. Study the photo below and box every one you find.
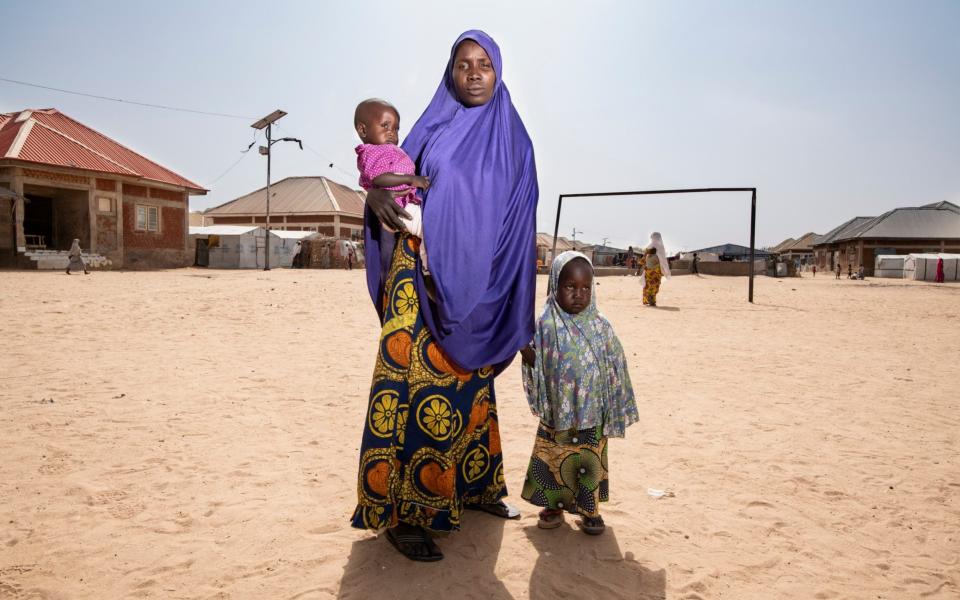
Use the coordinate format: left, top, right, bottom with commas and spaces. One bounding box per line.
251, 110, 301, 270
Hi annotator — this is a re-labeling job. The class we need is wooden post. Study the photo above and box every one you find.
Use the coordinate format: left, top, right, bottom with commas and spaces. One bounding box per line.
11, 171, 25, 252
88, 187, 98, 253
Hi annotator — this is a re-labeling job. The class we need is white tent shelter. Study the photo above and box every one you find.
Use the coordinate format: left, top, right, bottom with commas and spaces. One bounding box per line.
902, 253, 960, 281
189, 226, 318, 269
874, 255, 908, 278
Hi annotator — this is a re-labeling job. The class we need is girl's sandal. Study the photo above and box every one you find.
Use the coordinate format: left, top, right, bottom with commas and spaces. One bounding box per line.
537, 508, 564, 529
576, 515, 606, 535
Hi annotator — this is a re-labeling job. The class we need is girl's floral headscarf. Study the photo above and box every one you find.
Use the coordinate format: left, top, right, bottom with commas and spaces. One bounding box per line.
522, 251, 638, 438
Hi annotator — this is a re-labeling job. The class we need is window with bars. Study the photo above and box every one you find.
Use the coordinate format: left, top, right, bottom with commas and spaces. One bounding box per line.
136, 205, 160, 232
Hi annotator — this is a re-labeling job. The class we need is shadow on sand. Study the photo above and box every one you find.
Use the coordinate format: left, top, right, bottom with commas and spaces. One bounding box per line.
524, 523, 666, 600
337, 515, 512, 600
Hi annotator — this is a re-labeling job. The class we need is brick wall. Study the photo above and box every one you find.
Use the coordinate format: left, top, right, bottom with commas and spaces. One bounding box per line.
124, 184, 148, 198
122, 199, 185, 250
0, 195, 12, 250
150, 187, 184, 202
96, 213, 118, 252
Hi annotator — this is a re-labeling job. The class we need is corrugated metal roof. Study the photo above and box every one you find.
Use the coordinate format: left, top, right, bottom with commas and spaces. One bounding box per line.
770, 237, 796, 252
814, 216, 876, 245
845, 204, 960, 240
0, 108, 205, 192
778, 232, 819, 252
692, 243, 773, 257
817, 202, 960, 244
534, 232, 592, 252
204, 176, 366, 216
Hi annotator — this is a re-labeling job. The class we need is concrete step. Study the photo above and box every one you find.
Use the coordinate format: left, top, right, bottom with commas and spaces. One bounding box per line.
23, 251, 112, 270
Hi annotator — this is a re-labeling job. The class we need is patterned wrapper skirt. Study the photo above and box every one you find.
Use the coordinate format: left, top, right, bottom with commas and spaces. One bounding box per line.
521, 423, 609, 517
642, 264, 662, 305
351, 234, 507, 533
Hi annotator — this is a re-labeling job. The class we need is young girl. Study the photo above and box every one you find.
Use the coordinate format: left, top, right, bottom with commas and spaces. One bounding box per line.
354, 98, 430, 264
519, 251, 638, 535
639, 232, 670, 307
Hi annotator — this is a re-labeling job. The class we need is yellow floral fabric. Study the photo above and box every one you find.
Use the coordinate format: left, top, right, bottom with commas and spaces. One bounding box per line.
351, 234, 508, 533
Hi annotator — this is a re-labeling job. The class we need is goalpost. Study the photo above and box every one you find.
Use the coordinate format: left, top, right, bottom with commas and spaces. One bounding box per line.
549, 187, 758, 302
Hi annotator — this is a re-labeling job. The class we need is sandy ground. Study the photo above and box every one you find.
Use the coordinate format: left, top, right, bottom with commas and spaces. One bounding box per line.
1, 268, 958, 600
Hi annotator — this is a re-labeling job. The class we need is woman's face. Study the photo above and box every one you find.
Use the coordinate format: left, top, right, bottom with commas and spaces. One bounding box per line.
556, 259, 593, 315
451, 40, 496, 107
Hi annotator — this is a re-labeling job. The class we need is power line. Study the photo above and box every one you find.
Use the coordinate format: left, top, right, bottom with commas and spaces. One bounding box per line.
206, 131, 262, 187
275, 123, 356, 181
1, 75, 362, 187
0, 76, 255, 120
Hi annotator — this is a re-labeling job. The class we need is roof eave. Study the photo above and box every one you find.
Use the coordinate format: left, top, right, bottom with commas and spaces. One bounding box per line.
0, 157, 207, 194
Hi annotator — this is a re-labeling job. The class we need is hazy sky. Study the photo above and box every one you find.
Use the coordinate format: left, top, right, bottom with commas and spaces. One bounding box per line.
2, 0, 958, 251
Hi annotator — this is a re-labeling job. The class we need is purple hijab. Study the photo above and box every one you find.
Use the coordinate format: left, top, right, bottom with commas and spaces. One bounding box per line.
364, 30, 538, 371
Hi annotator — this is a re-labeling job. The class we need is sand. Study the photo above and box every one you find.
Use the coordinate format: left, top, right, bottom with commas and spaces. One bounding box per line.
1, 268, 958, 600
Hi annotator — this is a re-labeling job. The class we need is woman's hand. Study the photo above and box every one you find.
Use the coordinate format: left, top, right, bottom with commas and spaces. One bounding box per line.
519, 344, 535, 366
366, 188, 412, 231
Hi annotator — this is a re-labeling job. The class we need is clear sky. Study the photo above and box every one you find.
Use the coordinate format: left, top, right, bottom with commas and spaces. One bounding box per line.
2, 0, 958, 252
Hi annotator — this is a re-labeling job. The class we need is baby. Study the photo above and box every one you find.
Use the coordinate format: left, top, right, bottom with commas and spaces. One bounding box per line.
354, 99, 430, 254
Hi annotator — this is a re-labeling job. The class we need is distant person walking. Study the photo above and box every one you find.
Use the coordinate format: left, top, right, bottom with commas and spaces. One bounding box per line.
65, 239, 89, 275
691, 252, 699, 275
835, 263, 841, 279
812, 264, 817, 277
639, 232, 670, 307
935, 257, 945, 283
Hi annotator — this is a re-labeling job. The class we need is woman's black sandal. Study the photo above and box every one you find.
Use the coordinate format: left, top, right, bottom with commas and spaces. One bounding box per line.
576, 515, 606, 535
385, 525, 444, 562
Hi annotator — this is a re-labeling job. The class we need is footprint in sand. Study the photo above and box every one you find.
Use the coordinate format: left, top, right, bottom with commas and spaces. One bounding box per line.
37, 450, 73, 475
108, 502, 144, 520
0, 579, 22, 599
86, 490, 144, 520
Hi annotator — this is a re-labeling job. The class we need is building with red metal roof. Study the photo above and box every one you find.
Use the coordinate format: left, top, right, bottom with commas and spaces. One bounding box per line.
0, 108, 206, 268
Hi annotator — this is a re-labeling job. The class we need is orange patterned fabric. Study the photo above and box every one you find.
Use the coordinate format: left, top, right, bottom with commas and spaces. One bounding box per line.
351, 233, 508, 532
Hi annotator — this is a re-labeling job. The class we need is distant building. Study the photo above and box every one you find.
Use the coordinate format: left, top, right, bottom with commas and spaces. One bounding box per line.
771, 231, 820, 264
535, 232, 592, 265
189, 211, 207, 227
0, 108, 206, 268
585, 244, 628, 267
812, 201, 960, 275
203, 176, 366, 240
690, 243, 773, 261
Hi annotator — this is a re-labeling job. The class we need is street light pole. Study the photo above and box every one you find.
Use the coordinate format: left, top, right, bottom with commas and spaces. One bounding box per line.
265, 121, 272, 270
251, 109, 288, 271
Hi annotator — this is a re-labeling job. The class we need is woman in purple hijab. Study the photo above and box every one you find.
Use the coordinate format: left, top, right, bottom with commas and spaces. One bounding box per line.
352, 30, 538, 561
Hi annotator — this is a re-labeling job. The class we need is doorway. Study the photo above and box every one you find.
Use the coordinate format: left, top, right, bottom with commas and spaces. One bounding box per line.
22, 185, 90, 250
